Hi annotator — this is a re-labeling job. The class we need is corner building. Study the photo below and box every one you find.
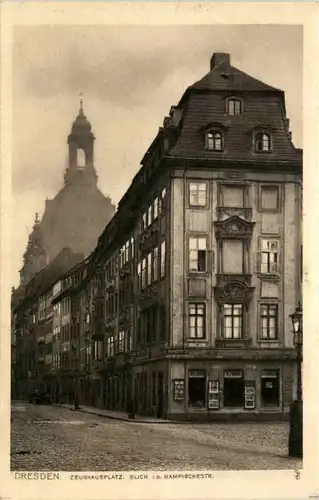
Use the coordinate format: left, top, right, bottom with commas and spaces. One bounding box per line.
92, 53, 302, 420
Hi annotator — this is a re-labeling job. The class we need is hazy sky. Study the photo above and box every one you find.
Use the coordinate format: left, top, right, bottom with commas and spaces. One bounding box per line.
12, 24, 302, 286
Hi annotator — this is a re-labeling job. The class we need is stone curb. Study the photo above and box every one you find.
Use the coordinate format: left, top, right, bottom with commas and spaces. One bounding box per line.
53, 404, 175, 425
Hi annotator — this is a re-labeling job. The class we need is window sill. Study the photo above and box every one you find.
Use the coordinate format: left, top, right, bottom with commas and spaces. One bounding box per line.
260, 406, 280, 411
188, 271, 209, 276
258, 208, 281, 214
258, 273, 280, 281
188, 204, 209, 210
215, 338, 252, 348
257, 339, 281, 343
186, 339, 207, 346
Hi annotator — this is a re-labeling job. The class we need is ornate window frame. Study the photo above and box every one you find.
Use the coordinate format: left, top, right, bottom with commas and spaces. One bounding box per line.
202, 122, 228, 152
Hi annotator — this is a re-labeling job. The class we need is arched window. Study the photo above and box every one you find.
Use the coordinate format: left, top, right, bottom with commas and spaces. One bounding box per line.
77, 148, 86, 167
227, 98, 242, 116
254, 132, 271, 152
206, 131, 223, 151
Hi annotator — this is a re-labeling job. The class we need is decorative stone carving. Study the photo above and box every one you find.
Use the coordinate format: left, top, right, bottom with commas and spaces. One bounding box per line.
214, 280, 254, 303
214, 215, 254, 239
216, 274, 252, 287
216, 207, 252, 221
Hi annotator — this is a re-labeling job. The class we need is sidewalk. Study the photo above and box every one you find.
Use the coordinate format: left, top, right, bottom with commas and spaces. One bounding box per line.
53, 403, 173, 424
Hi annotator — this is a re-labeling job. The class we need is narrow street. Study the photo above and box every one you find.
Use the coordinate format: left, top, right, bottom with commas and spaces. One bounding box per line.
11, 402, 302, 471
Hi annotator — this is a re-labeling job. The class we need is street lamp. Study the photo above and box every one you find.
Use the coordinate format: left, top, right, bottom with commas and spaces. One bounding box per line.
288, 302, 303, 458
290, 302, 303, 401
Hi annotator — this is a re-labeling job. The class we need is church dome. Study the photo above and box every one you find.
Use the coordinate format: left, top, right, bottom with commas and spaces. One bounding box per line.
71, 99, 93, 135
72, 110, 92, 133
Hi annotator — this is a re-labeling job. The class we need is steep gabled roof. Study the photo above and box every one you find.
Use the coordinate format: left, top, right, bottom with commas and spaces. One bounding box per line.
189, 53, 281, 93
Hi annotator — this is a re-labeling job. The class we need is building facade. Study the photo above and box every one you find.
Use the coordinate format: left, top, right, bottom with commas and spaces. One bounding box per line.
12, 53, 302, 420
88, 52, 302, 420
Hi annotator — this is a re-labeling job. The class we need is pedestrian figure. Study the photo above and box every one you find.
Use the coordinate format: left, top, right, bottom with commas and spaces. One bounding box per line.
74, 391, 79, 411
128, 399, 136, 419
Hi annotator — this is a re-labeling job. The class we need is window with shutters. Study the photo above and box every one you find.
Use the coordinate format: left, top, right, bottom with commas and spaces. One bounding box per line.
189, 237, 207, 272
260, 239, 279, 274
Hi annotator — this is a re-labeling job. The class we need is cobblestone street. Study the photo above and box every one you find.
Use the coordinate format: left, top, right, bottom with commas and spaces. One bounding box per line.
11, 402, 302, 471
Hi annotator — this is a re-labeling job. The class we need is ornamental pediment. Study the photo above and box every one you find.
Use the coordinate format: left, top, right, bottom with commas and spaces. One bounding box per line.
214, 215, 254, 239
214, 280, 254, 303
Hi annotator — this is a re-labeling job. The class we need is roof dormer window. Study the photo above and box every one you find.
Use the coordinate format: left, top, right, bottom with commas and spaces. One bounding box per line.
206, 130, 223, 151
254, 132, 272, 153
227, 98, 242, 116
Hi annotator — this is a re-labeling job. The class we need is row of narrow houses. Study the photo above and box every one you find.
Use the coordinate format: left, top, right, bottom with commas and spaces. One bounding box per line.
12, 52, 302, 421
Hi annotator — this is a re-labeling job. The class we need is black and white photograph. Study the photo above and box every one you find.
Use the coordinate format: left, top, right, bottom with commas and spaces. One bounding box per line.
1, 4, 317, 498
9, 21, 304, 473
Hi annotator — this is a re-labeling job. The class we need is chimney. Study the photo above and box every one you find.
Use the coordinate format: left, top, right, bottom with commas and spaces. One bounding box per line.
210, 53, 230, 70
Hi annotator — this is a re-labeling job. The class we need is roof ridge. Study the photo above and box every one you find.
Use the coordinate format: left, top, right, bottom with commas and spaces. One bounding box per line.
189, 63, 281, 93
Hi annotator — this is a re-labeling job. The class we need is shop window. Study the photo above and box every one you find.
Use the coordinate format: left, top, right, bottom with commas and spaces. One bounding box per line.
223, 370, 244, 407
261, 369, 280, 407
188, 370, 206, 407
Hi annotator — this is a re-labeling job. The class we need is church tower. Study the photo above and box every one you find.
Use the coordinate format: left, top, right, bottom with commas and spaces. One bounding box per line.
64, 98, 98, 187
19, 213, 48, 286
17, 101, 116, 287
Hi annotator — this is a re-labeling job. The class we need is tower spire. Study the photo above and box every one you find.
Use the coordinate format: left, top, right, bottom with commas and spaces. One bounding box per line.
79, 92, 84, 117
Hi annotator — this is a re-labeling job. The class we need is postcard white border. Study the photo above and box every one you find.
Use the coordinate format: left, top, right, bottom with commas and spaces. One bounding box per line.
1, 2, 318, 500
